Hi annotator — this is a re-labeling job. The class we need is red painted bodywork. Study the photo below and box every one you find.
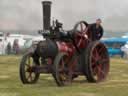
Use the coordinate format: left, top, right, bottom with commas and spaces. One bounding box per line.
56, 32, 89, 57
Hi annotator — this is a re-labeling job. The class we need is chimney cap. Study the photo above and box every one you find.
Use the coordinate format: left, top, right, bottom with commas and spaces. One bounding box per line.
42, 1, 52, 5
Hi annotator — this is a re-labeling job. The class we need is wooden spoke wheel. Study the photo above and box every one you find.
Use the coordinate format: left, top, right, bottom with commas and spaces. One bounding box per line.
20, 53, 40, 84
52, 52, 72, 86
83, 41, 110, 82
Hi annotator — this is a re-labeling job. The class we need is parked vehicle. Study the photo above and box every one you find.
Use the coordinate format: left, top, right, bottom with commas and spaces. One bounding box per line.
102, 38, 128, 57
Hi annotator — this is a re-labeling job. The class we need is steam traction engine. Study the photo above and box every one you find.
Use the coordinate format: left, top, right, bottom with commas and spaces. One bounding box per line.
19, 1, 110, 86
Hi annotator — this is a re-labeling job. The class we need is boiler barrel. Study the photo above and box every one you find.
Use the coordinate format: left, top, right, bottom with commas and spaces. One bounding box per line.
36, 39, 58, 58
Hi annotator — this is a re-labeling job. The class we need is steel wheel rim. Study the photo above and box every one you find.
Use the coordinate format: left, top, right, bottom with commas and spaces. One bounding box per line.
57, 55, 71, 85
25, 56, 37, 83
90, 43, 109, 82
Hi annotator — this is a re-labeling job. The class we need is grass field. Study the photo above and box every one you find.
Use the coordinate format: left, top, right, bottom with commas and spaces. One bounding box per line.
0, 56, 128, 96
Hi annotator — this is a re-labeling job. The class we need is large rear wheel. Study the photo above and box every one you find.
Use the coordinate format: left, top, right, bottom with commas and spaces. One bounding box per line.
83, 41, 110, 82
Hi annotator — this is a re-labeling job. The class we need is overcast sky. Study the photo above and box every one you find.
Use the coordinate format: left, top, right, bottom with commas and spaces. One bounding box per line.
0, 0, 128, 32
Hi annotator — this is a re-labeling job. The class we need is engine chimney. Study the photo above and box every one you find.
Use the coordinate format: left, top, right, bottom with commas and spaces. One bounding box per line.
42, 1, 52, 31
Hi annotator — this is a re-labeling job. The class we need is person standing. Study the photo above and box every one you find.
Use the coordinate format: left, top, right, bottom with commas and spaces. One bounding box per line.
13, 39, 19, 54
6, 42, 11, 54
88, 19, 104, 41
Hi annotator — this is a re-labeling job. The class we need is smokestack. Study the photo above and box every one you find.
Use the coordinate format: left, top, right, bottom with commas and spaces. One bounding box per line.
42, 1, 52, 31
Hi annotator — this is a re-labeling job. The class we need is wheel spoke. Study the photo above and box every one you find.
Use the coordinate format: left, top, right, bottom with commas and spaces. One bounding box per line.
80, 23, 84, 32
92, 48, 100, 61
92, 64, 97, 75
100, 59, 108, 64
97, 64, 105, 80
98, 46, 104, 54
80, 23, 87, 33
25, 63, 30, 67
61, 58, 65, 67
31, 73, 35, 81
92, 54, 97, 62
28, 57, 30, 64
25, 63, 31, 72
95, 48, 100, 58
83, 27, 88, 34
27, 73, 32, 81
30, 76, 32, 81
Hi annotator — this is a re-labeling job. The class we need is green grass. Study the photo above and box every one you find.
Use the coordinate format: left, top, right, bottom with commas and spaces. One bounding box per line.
0, 56, 128, 96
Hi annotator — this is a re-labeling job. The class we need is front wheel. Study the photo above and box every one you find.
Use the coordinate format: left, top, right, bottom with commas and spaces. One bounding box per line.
19, 52, 40, 84
52, 52, 72, 86
83, 41, 110, 82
